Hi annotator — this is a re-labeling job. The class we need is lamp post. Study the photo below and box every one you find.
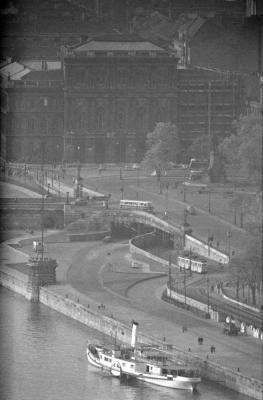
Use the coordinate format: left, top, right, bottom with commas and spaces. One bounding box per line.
168, 254, 172, 300
120, 187, 124, 200
184, 266, 187, 307
116, 141, 122, 180
207, 276, 210, 314
208, 189, 211, 213
183, 167, 186, 202
227, 231, 232, 257
165, 181, 169, 220
189, 247, 192, 277
137, 167, 140, 187
58, 175, 61, 198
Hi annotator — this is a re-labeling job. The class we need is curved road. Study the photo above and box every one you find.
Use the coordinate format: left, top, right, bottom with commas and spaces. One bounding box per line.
38, 238, 263, 382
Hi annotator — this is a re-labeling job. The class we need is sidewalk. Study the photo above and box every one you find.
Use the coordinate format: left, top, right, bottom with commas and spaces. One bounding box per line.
2, 232, 262, 384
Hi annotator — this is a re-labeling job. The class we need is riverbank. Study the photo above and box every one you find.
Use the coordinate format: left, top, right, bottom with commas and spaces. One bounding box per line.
0, 232, 262, 399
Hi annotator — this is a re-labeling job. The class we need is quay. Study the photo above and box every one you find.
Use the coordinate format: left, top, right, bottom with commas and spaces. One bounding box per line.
0, 231, 262, 400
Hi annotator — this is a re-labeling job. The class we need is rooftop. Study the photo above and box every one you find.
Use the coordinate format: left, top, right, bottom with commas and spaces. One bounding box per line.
71, 34, 169, 54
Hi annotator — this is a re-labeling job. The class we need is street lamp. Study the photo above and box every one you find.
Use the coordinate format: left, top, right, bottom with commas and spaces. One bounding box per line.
207, 276, 210, 314
227, 231, 232, 257
120, 187, 124, 200
208, 189, 211, 213
183, 266, 187, 307
136, 167, 140, 187
183, 166, 187, 202
168, 254, 172, 300
165, 181, 169, 220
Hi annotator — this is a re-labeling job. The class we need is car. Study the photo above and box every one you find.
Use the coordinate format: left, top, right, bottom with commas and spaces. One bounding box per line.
74, 198, 87, 206
186, 205, 197, 215
102, 235, 112, 243
223, 323, 239, 335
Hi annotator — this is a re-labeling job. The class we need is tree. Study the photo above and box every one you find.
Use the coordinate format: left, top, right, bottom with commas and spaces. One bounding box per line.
219, 114, 262, 186
142, 122, 180, 177
229, 193, 249, 228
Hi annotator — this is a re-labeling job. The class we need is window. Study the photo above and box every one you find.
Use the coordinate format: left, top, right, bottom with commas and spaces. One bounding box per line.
95, 107, 105, 130
27, 119, 35, 132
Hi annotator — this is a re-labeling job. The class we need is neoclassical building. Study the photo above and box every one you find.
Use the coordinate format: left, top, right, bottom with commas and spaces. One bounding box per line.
62, 34, 179, 163
1, 34, 242, 164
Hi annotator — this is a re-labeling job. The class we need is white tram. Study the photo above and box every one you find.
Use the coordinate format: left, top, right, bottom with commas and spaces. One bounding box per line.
120, 199, 154, 213
177, 256, 207, 274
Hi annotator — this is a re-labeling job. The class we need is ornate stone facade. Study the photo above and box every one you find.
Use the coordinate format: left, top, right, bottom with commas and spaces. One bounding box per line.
63, 36, 179, 163
2, 36, 242, 164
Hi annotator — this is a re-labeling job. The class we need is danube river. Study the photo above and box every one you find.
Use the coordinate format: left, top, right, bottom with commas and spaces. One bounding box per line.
0, 287, 250, 400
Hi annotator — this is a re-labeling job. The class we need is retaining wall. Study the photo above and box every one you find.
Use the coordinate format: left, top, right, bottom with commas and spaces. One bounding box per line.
185, 235, 229, 264
39, 287, 263, 400
0, 264, 34, 300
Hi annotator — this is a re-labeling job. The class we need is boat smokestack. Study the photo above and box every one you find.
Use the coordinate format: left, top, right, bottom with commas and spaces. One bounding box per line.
131, 320, 139, 348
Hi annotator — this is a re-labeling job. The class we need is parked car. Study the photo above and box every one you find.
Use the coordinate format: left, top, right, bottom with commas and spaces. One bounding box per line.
102, 235, 112, 243
74, 198, 87, 206
186, 205, 197, 215
223, 322, 239, 336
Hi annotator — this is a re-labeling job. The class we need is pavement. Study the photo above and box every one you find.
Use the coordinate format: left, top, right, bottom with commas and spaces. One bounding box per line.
1, 231, 262, 383
1, 179, 262, 385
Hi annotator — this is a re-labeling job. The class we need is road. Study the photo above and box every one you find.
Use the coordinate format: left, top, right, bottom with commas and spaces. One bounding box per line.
16, 235, 261, 382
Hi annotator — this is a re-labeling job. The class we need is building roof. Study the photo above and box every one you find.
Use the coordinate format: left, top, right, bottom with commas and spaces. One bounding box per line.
0, 61, 30, 79
72, 34, 167, 53
21, 69, 63, 81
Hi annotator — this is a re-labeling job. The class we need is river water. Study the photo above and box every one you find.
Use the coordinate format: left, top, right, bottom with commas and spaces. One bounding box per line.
0, 287, 250, 400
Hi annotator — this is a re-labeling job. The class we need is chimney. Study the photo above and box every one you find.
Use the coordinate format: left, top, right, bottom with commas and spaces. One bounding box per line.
131, 320, 139, 348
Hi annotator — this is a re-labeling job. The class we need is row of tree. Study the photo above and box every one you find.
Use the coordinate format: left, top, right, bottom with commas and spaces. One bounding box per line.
142, 114, 262, 306
142, 114, 262, 187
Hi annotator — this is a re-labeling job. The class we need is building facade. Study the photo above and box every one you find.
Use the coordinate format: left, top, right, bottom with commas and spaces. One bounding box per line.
62, 35, 179, 163
1, 35, 243, 164
3, 70, 64, 163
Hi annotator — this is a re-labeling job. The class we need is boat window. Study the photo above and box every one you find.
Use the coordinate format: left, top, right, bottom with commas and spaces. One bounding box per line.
178, 369, 186, 376
162, 368, 168, 375
170, 369, 178, 376
104, 357, 109, 362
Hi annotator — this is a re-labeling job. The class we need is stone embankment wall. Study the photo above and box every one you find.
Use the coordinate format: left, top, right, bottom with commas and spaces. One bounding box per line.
0, 264, 36, 301
0, 208, 64, 230
1, 265, 262, 399
39, 287, 263, 400
185, 234, 229, 264
166, 287, 263, 340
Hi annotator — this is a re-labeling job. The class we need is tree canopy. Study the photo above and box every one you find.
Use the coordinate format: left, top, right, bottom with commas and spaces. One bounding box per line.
219, 114, 262, 186
142, 122, 180, 173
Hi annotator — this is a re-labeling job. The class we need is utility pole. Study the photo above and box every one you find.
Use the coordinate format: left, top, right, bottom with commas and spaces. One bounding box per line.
207, 276, 210, 314
208, 81, 212, 153
184, 266, 186, 307
227, 231, 232, 257
189, 248, 192, 277
40, 142, 45, 262
169, 254, 172, 300
208, 189, 211, 213
183, 167, 186, 202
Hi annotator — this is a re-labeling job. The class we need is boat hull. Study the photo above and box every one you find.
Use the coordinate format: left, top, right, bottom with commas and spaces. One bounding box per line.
137, 374, 201, 390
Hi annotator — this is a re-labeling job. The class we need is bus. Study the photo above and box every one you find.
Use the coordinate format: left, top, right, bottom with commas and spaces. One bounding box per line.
120, 199, 154, 213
